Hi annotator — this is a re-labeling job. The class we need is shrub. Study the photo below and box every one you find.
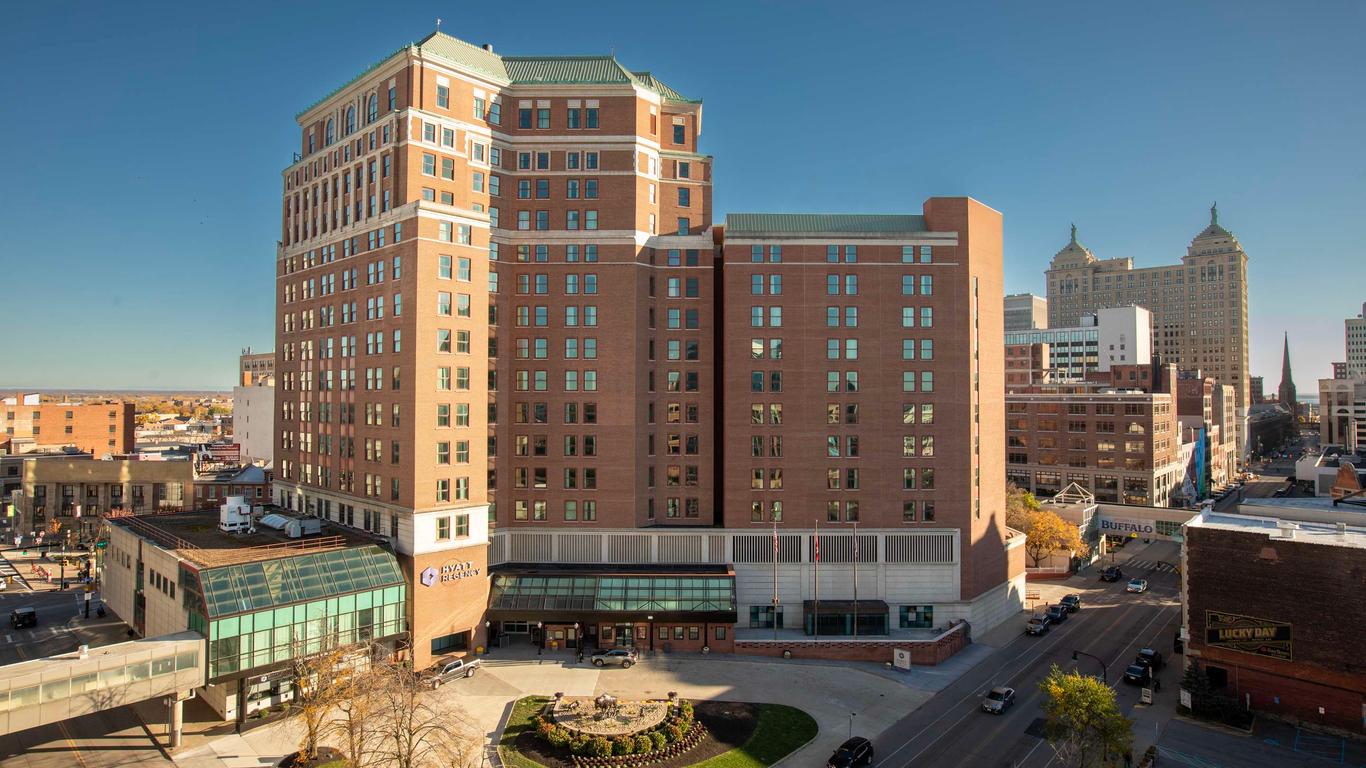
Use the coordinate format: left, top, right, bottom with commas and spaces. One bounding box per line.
535, 718, 557, 739
588, 736, 612, 758
612, 736, 634, 756
634, 734, 653, 754
570, 734, 590, 754
679, 700, 694, 720
547, 727, 572, 748
650, 731, 667, 751
665, 724, 684, 743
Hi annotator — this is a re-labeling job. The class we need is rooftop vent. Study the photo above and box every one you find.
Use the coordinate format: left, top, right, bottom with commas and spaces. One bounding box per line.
482, 43, 494, 52
1275, 520, 1299, 540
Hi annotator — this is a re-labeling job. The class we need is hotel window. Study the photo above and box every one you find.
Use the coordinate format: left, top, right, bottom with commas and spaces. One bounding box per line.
919, 245, 933, 263
678, 188, 690, 207
436, 85, 449, 108
673, 123, 686, 144
422, 154, 436, 175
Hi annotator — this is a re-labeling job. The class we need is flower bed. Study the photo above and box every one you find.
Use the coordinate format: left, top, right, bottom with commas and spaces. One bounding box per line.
551, 696, 670, 738
532, 699, 703, 766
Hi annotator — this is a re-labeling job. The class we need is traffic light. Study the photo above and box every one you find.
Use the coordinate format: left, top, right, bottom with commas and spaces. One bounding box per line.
96, 541, 108, 549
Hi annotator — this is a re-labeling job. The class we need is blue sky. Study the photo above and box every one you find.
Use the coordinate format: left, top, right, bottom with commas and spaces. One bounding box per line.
1, 1, 1362, 392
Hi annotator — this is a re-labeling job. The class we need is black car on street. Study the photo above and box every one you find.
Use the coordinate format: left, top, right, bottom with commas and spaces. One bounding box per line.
827, 737, 874, 767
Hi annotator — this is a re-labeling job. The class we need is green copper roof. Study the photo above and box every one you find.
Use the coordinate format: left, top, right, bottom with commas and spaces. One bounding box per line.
505, 56, 631, 85
298, 31, 697, 119
630, 71, 692, 103
725, 213, 929, 237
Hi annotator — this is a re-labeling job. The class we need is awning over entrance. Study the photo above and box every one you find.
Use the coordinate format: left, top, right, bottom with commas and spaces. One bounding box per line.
487, 565, 737, 623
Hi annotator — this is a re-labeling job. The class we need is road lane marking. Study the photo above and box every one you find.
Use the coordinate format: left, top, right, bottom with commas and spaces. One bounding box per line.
886, 594, 1148, 766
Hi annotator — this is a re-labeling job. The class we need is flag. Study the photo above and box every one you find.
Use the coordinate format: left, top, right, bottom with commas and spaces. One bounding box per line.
773, 520, 779, 556
814, 528, 820, 563
852, 525, 859, 560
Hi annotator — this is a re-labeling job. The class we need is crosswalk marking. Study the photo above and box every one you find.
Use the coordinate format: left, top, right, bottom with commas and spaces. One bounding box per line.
1126, 559, 1176, 573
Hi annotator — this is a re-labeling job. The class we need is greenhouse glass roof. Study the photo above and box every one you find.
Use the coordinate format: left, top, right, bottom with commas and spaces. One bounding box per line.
199, 545, 403, 618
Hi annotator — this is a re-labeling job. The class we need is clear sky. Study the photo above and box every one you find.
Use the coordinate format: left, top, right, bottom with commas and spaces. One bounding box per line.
2, 1, 1362, 392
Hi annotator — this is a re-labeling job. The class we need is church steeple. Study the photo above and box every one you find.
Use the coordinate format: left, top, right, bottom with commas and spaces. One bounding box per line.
1278, 332, 1298, 415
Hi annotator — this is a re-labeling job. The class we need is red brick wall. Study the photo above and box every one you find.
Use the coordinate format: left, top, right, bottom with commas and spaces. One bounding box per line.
1186, 525, 1366, 732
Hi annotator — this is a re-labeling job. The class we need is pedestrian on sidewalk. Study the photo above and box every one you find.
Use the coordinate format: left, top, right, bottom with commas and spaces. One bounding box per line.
1154, 676, 1161, 692
1123, 750, 1132, 768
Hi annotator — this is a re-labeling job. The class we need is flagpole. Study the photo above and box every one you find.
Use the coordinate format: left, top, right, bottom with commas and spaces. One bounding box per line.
852, 520, 859, 640
813, 518, 820, 642
772, 518, 779, 642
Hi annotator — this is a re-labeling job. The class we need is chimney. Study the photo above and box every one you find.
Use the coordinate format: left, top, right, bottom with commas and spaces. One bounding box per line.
78, 644, 89, 659
1338, 522, 1349, 541
482, 43, 494, 52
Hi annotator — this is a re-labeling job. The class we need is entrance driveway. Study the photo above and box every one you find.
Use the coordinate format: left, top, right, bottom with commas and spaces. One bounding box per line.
441, 652, 933, 766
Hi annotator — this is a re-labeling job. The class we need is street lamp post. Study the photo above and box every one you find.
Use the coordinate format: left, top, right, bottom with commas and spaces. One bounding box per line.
848, 712, 856, 739
1071, 650, 1106, 685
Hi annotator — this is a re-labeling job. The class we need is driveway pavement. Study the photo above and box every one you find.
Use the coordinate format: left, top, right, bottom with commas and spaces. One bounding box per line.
440, 653, 935, 765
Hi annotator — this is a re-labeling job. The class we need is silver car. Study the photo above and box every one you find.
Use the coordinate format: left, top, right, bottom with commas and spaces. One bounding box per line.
590, 648, 639, 668
982, 686, 1016, 714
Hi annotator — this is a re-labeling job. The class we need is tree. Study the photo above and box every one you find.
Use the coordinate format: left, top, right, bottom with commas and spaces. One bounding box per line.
1039, 665, 1132, 768
1006, 483, 1042, 531
287, 639, 355, 761
371, 663, 482, 768
1020, 509, 1088, 568
328, 651, 383, 768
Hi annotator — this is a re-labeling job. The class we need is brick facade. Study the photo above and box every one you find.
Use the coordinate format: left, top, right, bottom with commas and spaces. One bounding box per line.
1185, 524, 1366, 732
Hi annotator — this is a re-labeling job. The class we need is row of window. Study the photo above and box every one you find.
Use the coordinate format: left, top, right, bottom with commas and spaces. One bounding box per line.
747, 245, 935, 264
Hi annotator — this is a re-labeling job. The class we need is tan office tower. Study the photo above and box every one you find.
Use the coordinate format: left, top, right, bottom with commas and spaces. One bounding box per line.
1045, 208, 1249, 453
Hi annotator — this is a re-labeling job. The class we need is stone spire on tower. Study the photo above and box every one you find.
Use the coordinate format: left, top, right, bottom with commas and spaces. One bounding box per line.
1278, 332, 1298, 415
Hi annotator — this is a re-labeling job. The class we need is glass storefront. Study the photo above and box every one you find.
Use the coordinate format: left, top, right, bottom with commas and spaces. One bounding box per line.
179, 545, 408, 680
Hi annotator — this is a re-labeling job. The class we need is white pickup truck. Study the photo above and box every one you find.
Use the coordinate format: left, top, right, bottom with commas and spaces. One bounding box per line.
423, 655, 481, 689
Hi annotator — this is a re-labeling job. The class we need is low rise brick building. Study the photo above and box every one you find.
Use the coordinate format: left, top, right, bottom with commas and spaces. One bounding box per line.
1182, 509, 1366, 732
0, 393, 135, 456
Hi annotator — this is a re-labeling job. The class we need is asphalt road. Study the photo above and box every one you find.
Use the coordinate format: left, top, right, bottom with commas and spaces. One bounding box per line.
872, 540, 1183, 768
0, 590, 170, 768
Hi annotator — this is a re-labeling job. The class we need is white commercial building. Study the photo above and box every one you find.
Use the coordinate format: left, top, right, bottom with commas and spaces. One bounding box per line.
230, 383, 274, 466
1005, 305, 1151, 379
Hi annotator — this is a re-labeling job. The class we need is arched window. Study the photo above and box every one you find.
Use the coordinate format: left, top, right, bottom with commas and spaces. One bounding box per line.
345, 106, 356, 135
325, 118, 334, 146
367, 94, 378, 124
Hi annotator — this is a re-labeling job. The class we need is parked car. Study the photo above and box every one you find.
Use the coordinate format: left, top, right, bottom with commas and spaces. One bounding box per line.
1100, 566, 1124, 582
1126, 578, 1149, 593
1135, 648, 1164, 671
422, 655, 480, 689
10, 607, 36, 630
827, 737, 874, 768
1059, 594, 1082, 612
1025, 615, 1051, 636
1045, 605, 1069, 624
1123, 663, 1152, 685
981, 686, 1016, 714
591, 648, 639, 668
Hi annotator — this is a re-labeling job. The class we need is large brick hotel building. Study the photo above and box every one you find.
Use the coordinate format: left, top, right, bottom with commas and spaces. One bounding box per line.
272, 30, 1023, 668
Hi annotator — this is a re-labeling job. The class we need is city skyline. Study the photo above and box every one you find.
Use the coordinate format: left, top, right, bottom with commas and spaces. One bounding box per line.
1, 1, 1362, 389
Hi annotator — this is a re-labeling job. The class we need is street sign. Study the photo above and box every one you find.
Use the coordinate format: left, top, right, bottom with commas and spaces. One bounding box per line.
1180, 689, 1192, 709
1141, 687, 1153, 704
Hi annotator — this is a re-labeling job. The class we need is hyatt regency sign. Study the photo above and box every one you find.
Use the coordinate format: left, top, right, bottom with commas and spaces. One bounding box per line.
1205, 610, 1293, 661
420, 562, 481, 587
